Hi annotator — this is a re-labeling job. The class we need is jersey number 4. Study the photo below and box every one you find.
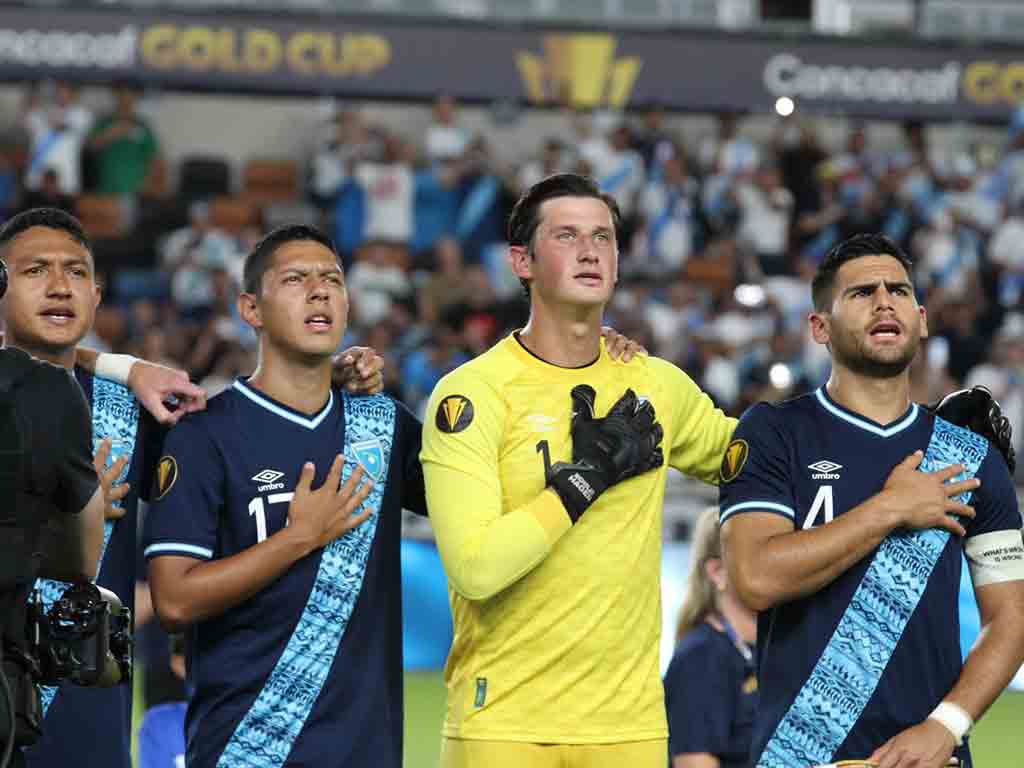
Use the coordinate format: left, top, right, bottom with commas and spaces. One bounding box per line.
802, 485, 835, 529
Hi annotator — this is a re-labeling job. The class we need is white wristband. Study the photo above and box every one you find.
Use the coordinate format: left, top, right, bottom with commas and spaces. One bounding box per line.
94, 353, 138, 385
928, 701, 973, 746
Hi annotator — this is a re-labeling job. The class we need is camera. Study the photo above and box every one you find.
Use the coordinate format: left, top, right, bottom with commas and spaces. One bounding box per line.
26, 582, 132, 688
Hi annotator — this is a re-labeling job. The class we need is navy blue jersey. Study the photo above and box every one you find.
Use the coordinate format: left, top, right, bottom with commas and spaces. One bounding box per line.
25, 369, 163, 768
664, 622, 757, 767
719, 388, 1020, 767
143, 379, 426, 768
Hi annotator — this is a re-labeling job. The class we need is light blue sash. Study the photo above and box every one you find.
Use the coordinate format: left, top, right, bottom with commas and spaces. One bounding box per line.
35, 376, 139, 715
600, 155, 636, 194
757, 417, 987, 768
217, 394, 396, 768
455, 175, 499, 239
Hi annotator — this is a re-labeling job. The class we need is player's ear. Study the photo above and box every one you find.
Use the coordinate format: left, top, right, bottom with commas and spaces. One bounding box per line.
918, 305, 928, 339
238, 292, 262, 332
808, 310, 831, 346
508, 245, 533, 282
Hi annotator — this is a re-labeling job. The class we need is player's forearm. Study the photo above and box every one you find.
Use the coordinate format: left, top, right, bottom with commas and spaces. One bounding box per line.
427, 464, 571, 600
942, 585, 1024, 722
151, 529, 311, 631
726, 498, 897, 611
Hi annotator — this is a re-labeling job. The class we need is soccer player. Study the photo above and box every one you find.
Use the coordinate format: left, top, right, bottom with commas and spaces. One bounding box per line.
720, 233, 1024, 768
420, 173, 738, 768
0, 207, 193, 768
144, 224, 426, 768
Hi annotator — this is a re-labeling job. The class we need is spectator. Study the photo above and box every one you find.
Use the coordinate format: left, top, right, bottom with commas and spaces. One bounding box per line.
417, 237, 470, 324
632, 152, 699, 278
400, 319, 469, 418
353, 133, 415, 246
23, 81, 93, 195
664, 507, 757, 768
634, 102, 677, 178
87, 85, 159, 196
736, 163, 794, 277
346, 240, 413, 329
21, 168, 74, 214
309, 107, 380, 205
161, 202, 237, 320
425, 94, 469, 164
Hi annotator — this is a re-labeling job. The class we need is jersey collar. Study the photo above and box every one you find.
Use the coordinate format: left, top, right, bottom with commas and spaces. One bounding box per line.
233, 378, 335, 430
815, 386, 919, 438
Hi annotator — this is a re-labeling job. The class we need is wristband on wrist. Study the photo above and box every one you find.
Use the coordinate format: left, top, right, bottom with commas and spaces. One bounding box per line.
928, 701, 973, 746
95, 353, 138, 385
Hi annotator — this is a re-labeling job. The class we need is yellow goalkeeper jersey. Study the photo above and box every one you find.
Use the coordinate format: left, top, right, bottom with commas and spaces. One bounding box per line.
421, 333, 737, 744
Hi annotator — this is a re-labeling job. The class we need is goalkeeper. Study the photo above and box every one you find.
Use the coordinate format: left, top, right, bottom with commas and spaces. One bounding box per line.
421, 173, 737, 768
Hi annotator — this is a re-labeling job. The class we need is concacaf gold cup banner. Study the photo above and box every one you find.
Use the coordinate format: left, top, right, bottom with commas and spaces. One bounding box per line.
0, 6, 1022, 119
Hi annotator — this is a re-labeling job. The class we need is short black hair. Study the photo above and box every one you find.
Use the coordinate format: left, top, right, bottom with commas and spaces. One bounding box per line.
243, 224, 337, 295
811, 233, 914, 312
0, 207, 91, 253
507, 172, 621, 297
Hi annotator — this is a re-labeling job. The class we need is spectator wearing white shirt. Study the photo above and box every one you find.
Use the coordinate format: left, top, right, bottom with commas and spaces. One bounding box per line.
425, 94, 470, 164
355, 134, 414, 244
23, 81, 93, 195
736, 164, 794, 277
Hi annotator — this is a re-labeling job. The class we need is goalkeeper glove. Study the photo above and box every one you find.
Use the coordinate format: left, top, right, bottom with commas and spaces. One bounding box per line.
930, 385, 1015, 472
546, 385, 664, 524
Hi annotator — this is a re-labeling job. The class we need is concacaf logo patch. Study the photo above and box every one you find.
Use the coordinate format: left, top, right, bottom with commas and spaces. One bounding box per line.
155, 456, 178, 500
436, 395, 474, 434
720, 439, 748, 483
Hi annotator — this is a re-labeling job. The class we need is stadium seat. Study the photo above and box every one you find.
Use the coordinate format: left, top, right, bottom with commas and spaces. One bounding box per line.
210, 196, 258, 235
75, 194, 129, 239
243, 158, 299, 204
178, 155, 232, 205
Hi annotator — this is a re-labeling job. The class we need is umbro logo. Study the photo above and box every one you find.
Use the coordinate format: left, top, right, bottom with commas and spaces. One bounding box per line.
808, 460, 842, 479
253, 469, 286, 491
252, 469, 284, 484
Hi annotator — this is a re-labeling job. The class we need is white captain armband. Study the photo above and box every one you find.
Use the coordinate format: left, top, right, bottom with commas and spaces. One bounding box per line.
965, 529, 1024, 586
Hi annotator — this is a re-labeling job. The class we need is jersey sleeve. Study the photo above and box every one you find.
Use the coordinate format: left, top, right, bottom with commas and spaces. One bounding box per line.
396, 401, 427, 517
964, 447, 1024, 587
718, 403, 797, 527
51, 366, 98, 517
967, 448, 1022, 537
143, 416, 224, 562
664, 636, 738, 757
649, 357, 737, 485
420, 367, 572, 601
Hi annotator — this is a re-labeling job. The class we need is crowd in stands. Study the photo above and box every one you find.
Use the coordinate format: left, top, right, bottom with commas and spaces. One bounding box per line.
5, 81, 1024, 481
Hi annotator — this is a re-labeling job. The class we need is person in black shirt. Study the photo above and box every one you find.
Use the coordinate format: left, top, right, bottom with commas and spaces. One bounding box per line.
0, 345, 107, 768
664, 508, 758, 768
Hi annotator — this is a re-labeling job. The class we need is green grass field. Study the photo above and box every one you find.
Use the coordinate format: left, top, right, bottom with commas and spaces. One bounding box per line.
402, 671, 1024, 768
134, 669, 1024, 766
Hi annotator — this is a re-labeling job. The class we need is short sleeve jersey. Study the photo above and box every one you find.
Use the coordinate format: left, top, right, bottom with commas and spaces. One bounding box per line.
144, 379, 425, 768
